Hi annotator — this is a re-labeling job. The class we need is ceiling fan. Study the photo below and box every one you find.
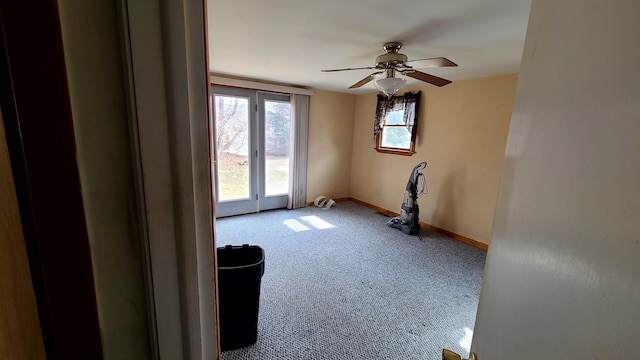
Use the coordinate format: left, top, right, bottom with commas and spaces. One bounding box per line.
322, 42, 457, 97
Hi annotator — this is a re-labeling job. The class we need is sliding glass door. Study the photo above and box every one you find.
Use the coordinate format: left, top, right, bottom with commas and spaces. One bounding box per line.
211, 86, 291, 217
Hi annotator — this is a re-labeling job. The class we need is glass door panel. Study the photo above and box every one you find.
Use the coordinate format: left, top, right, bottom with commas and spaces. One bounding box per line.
211, 87, 291, 217
264, 99, 291, 196
212, 87, 257, 217
258, 92, 290, 211
215, 95, 250, 201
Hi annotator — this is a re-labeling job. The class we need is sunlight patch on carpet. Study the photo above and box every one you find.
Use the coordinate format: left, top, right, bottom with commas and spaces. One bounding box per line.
300, 215, 335, 229
459, 327, 473, 352
283, 219, 310, 232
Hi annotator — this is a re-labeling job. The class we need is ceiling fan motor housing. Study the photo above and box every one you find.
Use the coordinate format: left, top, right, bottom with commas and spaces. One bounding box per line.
375, 52, 408, 68
375, 41, 408, 68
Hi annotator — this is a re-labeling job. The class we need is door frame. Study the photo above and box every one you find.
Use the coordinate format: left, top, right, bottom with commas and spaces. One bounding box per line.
121, 0, 218, 358
124, 1, 314, 358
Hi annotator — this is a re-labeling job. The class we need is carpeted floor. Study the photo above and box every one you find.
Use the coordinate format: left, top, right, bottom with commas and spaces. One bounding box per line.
216, 201, 486, 360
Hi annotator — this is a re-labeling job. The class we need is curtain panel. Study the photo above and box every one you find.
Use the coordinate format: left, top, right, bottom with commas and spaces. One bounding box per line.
288, 94, 310, 209
373, 91, 421, 144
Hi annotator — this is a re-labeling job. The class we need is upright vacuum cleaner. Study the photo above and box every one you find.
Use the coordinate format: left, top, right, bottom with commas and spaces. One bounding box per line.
387, 162, 427, 235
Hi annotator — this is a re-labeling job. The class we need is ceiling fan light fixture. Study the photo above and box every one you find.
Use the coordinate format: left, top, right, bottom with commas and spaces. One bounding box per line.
374, 76, 407, 98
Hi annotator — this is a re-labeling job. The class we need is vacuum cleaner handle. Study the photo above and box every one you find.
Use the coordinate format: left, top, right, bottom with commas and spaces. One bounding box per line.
406, 162, 427, 189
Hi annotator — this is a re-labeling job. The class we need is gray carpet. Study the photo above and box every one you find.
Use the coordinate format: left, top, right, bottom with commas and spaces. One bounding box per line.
216, 201, 486, 360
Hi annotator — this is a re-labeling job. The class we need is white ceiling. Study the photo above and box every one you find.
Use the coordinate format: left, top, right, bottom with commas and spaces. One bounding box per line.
207, 0, 531, 94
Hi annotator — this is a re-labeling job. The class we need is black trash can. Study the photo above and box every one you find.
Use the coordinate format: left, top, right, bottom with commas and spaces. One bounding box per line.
217, 244, 265, 351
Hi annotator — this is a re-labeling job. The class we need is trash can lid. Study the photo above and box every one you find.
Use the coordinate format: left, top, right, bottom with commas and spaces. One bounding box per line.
217, 244, 264, 269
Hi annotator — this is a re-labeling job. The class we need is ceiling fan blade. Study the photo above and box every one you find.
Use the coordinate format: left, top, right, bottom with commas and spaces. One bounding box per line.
405, 57, 457, 68
321, 66, 376, 72
405, 70, 452, 87
349, 72, 382, 89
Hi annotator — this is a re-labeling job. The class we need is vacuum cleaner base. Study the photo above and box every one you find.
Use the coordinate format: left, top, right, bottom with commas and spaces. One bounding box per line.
386, 217, 420, 235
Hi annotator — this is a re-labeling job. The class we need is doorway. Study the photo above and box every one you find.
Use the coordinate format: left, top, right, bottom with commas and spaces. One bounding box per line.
211, 86, 291, 217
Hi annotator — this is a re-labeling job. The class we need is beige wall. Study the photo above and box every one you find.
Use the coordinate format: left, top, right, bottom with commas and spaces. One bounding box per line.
307, 89, 356, 202
0, 112, 47, 360
350, 74, 518, 245
473, 2, 640, 358
58, 2, 150, 359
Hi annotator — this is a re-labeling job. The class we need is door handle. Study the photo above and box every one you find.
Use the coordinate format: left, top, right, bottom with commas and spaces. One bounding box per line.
443, 349, 477, 360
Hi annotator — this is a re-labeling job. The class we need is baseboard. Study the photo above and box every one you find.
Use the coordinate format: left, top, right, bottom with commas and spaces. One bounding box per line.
418, 222, 489, 251
348, 197, 489, 251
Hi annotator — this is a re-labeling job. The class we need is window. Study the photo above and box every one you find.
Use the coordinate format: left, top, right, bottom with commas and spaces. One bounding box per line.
373, 91, 421, 155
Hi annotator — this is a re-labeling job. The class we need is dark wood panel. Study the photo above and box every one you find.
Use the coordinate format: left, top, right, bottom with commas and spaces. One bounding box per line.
0, 1, 104, 359
0, 90, 46, 360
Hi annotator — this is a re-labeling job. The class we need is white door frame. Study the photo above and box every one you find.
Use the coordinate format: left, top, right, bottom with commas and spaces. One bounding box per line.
119, 0, 217, 358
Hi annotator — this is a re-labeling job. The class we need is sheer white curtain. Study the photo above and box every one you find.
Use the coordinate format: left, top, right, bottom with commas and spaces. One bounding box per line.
288, 94, 310, 209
